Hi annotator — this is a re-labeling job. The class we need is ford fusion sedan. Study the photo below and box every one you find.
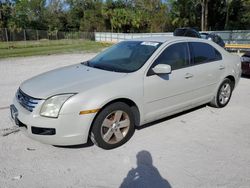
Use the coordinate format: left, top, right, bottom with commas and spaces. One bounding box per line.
10, 36, 241, 149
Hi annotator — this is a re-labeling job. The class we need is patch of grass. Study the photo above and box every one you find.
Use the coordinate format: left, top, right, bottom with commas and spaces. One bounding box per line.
0, 39, 112, 59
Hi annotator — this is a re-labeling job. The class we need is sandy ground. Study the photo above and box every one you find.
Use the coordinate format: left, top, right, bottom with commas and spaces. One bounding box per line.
0, 54, 250, 188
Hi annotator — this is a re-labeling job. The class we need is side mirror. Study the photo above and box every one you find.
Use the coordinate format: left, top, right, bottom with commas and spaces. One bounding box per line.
152, 64, 172, 74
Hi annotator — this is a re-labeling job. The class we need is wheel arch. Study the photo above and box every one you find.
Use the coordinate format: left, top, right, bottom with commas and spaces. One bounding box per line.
225, 75, 236, 90
88, 98, 141, 139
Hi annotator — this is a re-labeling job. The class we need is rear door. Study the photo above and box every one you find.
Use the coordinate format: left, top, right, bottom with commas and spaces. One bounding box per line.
188, 42, 225, 103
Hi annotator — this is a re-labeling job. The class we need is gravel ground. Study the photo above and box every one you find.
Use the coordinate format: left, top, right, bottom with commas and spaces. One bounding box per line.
0, 54, 250, 188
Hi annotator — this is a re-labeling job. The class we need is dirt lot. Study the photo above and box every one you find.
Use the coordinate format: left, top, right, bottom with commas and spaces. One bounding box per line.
0, 54, 250, 188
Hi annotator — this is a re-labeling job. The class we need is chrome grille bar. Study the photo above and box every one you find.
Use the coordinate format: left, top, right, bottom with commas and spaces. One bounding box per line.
16, 89, 41, 112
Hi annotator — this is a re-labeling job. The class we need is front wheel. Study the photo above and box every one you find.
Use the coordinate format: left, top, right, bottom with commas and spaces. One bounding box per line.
210, 78, 233, 108
90, 102, 135, 149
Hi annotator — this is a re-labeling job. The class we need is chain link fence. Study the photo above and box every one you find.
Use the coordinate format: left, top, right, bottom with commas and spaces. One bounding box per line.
1, 29, 249, 44
0, 28, 95, 42
211, 30, 250, 44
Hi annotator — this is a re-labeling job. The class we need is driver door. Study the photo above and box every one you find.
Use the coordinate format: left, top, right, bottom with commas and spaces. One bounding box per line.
143, 42, 197, 122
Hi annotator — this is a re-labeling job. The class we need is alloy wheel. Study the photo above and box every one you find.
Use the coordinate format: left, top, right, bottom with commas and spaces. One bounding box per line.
101, 110, 131, 144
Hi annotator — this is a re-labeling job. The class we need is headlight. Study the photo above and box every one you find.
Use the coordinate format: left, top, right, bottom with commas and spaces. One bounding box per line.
40, 94, 75, 118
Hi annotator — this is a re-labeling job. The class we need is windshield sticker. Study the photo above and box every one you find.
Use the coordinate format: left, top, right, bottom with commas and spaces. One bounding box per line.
141, 42, 159, 47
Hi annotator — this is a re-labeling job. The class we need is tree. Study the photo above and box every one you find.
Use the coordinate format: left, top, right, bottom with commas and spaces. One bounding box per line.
224, 0, 246, 30
242, 0, 250, 29
45, 0, 69, 31
0, 0, 249, 33
170, 0, 199, 29
207, 0, 225, 30
80, 0, 105, 32
9, 0, 47, 30
0, 0, 13, 28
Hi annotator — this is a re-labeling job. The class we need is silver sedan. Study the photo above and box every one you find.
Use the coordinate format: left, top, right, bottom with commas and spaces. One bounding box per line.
10, 36, 241, 149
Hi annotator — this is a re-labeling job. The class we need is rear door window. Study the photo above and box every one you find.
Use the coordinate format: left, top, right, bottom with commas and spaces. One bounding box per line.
189, 42, 222, 64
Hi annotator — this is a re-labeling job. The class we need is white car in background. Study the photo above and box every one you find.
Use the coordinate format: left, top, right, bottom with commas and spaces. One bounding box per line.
10, 36, 241, 149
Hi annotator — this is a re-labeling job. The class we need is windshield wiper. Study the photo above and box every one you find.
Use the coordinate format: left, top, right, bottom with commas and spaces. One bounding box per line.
93, 64, 125, 73
81, 61, 90, 66
93, 64, 113, 71
80, 61, 112, 71
82, 61, 126, 73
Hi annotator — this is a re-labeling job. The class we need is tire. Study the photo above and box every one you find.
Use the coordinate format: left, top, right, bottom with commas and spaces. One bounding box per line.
90, 102, 135, 149
210, 78, 233, 108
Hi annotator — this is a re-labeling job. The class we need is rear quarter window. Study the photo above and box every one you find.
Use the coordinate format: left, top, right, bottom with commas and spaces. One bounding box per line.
189, 42, 222, 64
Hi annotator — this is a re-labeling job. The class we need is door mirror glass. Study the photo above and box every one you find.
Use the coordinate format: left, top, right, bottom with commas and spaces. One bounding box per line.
152, 64, 172, 74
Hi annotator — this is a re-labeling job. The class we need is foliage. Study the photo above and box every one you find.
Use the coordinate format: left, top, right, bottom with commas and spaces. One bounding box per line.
0, 0, 249, 33
170, 0, 200, 28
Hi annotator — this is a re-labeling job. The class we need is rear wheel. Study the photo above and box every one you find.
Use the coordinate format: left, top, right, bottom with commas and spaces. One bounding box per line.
90, 102, 135, 149
210, 78, 233, 108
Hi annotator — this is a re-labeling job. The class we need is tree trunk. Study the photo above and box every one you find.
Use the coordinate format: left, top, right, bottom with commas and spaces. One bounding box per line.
201, 0, 209, 31
205, 0, 209, 31
225, 0, 232, 29
201, 0, 205, 31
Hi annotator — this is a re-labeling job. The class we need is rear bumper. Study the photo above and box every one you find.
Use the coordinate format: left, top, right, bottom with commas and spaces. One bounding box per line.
11, 97, 96, 146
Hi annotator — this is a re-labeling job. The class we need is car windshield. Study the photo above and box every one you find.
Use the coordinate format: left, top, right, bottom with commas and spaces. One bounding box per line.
88, 41, 162, 73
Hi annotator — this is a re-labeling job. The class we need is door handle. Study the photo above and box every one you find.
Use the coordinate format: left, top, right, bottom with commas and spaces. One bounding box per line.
219, 65, 225, 70
185, 73, 193, 79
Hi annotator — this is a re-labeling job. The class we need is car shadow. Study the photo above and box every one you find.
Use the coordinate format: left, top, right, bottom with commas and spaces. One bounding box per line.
137, 104, 206, 130
120, 150, 171, 188
53, 139, 94, 149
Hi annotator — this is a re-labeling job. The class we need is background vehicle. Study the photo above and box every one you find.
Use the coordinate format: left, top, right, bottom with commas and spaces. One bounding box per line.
200, 32, 225, 48
241, 51, 250, 76
173, 28, 201, 38
10, 37, 241, 149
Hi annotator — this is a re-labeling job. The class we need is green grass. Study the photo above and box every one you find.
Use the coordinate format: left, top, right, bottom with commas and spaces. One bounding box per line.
0, 39, 112, 59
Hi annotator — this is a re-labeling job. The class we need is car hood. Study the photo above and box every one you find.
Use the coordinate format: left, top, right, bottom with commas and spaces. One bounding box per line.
20, 64, 127, 99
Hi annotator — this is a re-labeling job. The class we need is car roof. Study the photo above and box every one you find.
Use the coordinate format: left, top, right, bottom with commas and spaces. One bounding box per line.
129, 36, 206, 43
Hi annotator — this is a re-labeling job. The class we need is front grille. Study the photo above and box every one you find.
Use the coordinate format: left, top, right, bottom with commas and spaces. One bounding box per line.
16, 88, 41, 112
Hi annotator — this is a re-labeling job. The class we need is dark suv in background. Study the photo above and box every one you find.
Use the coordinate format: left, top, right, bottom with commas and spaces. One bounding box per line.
173, 28, 225, 48
173, 28, 201, 38
200, 32, 225, 48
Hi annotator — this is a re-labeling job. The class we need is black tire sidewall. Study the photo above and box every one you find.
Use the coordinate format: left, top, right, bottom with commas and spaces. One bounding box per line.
216, 79, 232, 108
91, 102, 135, 149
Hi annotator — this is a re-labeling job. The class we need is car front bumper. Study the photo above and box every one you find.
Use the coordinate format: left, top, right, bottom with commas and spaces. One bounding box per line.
10, 96, 96, 146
